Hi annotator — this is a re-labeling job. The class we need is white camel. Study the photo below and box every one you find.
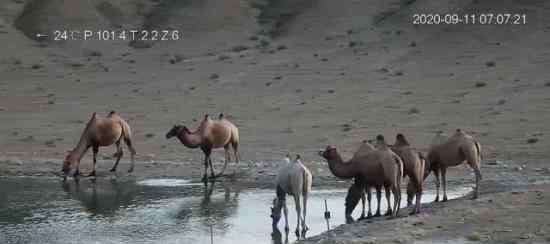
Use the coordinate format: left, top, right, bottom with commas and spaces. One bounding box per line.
270, 154, 313, 239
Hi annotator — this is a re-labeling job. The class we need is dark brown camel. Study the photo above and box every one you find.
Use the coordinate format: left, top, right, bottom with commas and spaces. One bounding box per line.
319, 135, 403, 222
166, 114, 240, 182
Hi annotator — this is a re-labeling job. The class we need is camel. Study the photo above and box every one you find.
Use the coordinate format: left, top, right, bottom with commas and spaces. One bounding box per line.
426, 129, 482, 201
62, 111, 136, 179
166, 113, 240, 182
319, 135, 403, 221
390, 133, 425, 214
271, 154, 312, 239
350, 140, 378, 220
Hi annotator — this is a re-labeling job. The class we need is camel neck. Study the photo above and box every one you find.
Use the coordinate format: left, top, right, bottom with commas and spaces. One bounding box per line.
326, 153, 356, 179
71, 135, 90, 161
177, 130, 203, 148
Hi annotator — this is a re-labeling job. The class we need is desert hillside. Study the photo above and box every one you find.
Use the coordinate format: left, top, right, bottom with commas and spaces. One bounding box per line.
0, 0, 549, 170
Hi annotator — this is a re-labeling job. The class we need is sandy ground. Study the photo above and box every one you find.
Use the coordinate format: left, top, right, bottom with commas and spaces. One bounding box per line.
1, 0, 550, 243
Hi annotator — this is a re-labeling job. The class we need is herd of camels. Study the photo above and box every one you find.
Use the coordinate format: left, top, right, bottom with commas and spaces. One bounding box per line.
61, 111, 482, 239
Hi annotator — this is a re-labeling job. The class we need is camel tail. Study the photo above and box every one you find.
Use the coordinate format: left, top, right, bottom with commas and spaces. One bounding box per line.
474, 141, 482, 161
119, 118, 132, 142
394, 154, 403, 190
302, 168, 312, 195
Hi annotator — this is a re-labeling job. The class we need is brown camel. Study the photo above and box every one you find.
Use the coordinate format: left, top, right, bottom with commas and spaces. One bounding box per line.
426, 129, 482, 201
165, 113, 240, 182
319, 135, 403, 221
390, 133, 425, 214
62, 111, 136, 179
350, 140, 382, 219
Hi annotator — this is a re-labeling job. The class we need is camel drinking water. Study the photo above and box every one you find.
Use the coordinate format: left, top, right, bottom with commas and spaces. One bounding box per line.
319, 135, 403, 221
426, 129, 482, 201
271, 154, 312, 239
165, 113, 240, 182
62, 111, 136, 179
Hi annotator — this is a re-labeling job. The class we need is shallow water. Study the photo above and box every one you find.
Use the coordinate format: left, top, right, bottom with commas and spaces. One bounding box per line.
0, 177, 469, 244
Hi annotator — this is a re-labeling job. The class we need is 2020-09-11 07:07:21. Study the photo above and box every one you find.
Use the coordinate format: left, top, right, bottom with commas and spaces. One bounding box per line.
52, 30, 181, 41
412, 13, 527, 25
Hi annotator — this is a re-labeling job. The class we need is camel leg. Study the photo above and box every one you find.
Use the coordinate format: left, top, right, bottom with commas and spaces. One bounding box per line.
433, 168, 441, 202
384, 185, 392, 216
301, 192, 309, 237
360, 190, 366, 219
124, 138, 136, 173
293, 195, 301, 238
208, 157, 216, 179
366, 187, 373, 218
282, 198, 289, 233
468, 162, 482, 199
441, 167, 448, 202
201, 147, 212, 182
232, 142, 240, 164
415, 183, 422, 214
406, 180, 414, 207
89, 145, 99, 176
374, 186, 382, 217
215, 145, 230, 178
392, 185, 401, 217
110, 141, 123, 172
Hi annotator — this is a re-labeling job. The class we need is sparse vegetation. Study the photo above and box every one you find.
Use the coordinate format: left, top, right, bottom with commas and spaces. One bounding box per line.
409, 107, 420, 114
475, 82, 487, 88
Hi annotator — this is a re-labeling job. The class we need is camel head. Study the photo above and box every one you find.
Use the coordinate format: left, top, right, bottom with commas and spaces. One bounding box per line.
270, 197, 283, 225
165, 125, 184, 139
62, 150, 80, 177
319, 146, 338, 160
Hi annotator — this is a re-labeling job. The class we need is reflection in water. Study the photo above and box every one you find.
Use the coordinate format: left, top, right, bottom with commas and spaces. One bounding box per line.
61, 179, 139, 217
271, 225, 289, 244
0, 177, 470, 244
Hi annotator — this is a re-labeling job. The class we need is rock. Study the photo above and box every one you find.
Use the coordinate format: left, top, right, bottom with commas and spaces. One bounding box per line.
526, 138, 538, 144
231, 45, 249, 52
218, 55, 231, 61
83, 50, 102, 57
466, 232, 482, 241
209, 73, 219, 80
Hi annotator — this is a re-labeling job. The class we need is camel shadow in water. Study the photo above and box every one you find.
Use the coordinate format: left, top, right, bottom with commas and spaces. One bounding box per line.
271, 225, 289, 244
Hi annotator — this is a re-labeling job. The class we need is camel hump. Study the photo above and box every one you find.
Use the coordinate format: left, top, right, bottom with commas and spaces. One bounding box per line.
396, 133, 409, 146
88, 112, 97, 123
